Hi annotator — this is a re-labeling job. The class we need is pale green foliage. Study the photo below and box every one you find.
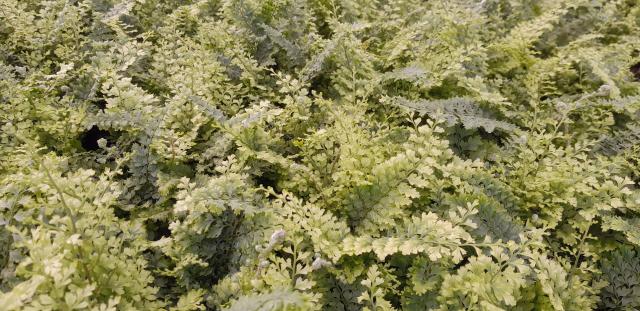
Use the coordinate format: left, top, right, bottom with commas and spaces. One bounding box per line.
0, 151, 163, 310
358, 265, 397, 311
223, 289, 316, 311
438, 254, 529, 310
343, 210, 475, 262
392, 97, 517, 133
1, 0, 640, 310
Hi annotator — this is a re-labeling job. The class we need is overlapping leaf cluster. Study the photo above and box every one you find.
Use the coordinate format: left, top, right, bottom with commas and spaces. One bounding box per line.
1, 0, 640, 310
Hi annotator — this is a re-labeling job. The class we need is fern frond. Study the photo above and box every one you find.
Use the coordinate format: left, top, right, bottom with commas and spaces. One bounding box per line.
601, 215, 640, 246
261, 23, 304, 66
593, 125, 640, 156
343, 212, 474, 262
299, 32, 345, 83
270, 191, 350, 261
392, 97, 517, 133
382, 65, 429, 84
599, 247, 640, 310
223, 289, 316, 311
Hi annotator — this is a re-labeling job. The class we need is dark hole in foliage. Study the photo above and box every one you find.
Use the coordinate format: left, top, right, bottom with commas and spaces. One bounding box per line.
93, 97, 107, 110
309, 72, 332, 94
452, 255, 470, 270
183, 159, 198, 175
274, 248, 288, 259
631, 62, 640, 81
254, 170, 281, 190
147, 220, 171, 241
477, 128, 508, 147
94, 99, 107, 111
612, 111, 632, 129
272, 100, 286, 108
113, 206, 131, 219
80, 126, 110, 151
92, 89, 107, 111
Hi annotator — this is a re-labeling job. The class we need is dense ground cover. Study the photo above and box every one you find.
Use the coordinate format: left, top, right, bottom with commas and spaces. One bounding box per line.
1, 0, 640, 310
